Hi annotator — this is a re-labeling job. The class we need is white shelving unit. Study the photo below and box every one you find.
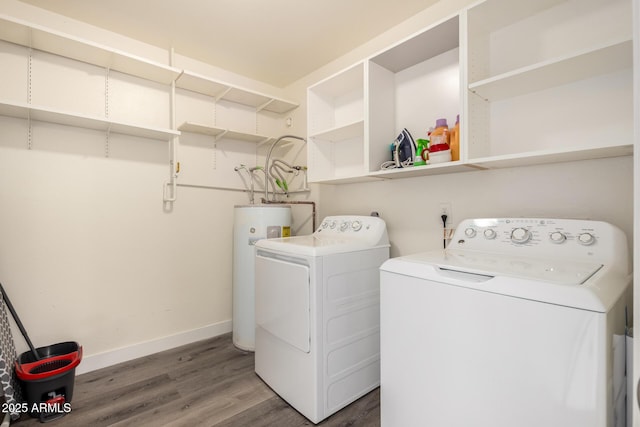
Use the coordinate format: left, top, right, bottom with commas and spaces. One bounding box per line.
0, 14, 299, 146
307, 15, 467, 183
0, 14, 181, 85
175, 70, 299, 161
0, 13, 180, 144
176, 70, 298, 114
367, 15, 462, 178
465, 0, 633, 167
307, 62, 367, 183
306, 0, 634, 183
173, 62, 299, 195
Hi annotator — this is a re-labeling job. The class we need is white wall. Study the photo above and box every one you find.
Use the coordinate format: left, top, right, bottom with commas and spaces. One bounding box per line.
317, 157, 633, 260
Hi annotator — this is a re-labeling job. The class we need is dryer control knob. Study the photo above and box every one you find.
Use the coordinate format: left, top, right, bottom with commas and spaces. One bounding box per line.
511, 227, 531, 244
483, 229, 497, 240
464, 228, 477, 238
549, 231, 566, 244
339, 221, 350, 231
329, 220, 337, 229
351, 220, 362, 231
577, 232, 596, 246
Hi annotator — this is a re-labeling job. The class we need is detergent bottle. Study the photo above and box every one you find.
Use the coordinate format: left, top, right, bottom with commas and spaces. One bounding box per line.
428, 118, 451, 164
430, 118, 449, 147
450, 115, 460, 162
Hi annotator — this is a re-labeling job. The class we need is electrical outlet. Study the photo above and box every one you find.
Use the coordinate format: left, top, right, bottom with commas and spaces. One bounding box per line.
439, 202, 452, 226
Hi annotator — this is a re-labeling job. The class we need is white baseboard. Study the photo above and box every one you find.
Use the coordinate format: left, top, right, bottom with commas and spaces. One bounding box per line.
76, 320, 232, 375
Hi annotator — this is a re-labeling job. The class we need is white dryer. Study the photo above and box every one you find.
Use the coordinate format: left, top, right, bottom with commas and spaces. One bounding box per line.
254, 215, 389, 424
380, 218, 632, 427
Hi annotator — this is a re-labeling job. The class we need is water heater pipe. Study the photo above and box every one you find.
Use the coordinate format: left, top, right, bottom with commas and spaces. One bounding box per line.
261, 199, 316, 232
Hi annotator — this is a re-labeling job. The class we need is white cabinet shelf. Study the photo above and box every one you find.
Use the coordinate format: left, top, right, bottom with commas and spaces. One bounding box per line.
176, 70, 298, 114
469, 39, 633, 102
469, 144, 634, 170
0, 99, 179, 140
309, 120, 364, 142
0, 14, 181, 85
369, 161, 476, 179
177, 122, 226, 137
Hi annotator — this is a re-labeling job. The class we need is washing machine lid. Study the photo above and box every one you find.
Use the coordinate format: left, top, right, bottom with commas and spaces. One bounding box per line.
381, 249, 627, 312
255, 234, 382, 256
404, 250, 604, 286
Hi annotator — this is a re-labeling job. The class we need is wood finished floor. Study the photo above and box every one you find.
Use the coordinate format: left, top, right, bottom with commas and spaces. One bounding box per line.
12, 333, 380, 426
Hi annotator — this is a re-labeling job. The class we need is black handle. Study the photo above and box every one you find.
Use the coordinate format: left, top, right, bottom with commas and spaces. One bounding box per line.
0, 282, 40, 360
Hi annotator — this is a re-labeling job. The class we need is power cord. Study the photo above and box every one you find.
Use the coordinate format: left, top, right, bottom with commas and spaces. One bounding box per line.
441, 214, 448, 249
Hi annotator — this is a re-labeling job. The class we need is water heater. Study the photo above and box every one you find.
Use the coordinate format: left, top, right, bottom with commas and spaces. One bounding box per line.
232, 205, 291, 351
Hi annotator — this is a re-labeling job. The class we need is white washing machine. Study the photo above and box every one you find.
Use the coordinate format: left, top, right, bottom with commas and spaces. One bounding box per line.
254, 215, 389, 424
380, 218, 632, 427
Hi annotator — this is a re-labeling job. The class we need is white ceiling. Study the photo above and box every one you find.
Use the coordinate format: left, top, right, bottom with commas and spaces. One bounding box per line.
17, 0, 440, 88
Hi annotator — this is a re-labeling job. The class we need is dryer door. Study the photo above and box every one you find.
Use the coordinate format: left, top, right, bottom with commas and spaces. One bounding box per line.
256, 253, 310, 353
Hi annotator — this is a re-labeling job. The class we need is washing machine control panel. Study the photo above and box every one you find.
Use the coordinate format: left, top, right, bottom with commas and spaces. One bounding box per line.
316, 215, 389, 247
451, 218, 628, 270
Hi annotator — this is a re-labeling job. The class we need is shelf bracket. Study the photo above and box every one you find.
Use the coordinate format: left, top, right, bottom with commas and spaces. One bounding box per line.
256, 98, 275, 113
256, 137, 272, 147
213, 129, 228, 142
174, 69, 185, 84
215, 87, 232, 103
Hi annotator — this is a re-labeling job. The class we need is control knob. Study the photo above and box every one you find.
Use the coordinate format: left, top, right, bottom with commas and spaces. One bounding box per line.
464, 228, 477, 238
483, 229, 497, 240
351, 220, 362, 231
549, 231, 566, 244
577, 232, 596, 246
339, 221, 350, 231
510, 227, 532, 244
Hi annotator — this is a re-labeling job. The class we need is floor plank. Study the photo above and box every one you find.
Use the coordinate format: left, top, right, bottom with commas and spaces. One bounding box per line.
12, 333, 380, 426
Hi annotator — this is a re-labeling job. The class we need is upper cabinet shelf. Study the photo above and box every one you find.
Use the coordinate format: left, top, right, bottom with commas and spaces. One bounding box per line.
0, 14, 181, 85
309, 120, 364, 141
176, 70, 299, 114
469, 39, 633, 102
